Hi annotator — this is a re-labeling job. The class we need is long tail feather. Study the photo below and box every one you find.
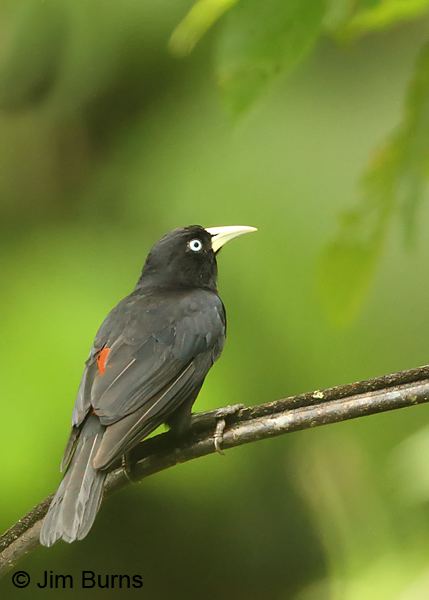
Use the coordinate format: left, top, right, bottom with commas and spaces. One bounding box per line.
40, 415, 106, 547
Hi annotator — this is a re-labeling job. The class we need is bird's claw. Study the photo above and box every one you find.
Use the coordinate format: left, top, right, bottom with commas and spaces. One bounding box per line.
122, 452, 137, 483
214, 419, 226, 455
212, 404, 244, 455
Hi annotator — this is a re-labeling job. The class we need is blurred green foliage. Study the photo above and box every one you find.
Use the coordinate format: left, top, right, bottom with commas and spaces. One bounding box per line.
337, 0, 429, 39
319, 40, 429, 324
170, 0, 238, 57
1, 1, 429, 598
215, 0, 325, 114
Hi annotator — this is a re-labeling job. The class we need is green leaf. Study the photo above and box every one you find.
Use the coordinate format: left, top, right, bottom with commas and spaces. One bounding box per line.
216, 0, 325, 115
318, 42, 429, 325
339, 0, 429, 39
318, 157, 393, 326
169, 0, 239, 57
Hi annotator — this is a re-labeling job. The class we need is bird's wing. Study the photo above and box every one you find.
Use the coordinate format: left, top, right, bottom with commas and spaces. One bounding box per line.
66, 288, 225, 471
92, 356, 207, 470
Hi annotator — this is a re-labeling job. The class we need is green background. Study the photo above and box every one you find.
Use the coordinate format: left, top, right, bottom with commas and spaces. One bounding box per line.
1, 1, 429, 598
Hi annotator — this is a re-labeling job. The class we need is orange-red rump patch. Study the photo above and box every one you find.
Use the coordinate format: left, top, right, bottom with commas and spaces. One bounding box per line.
97, 347, 110, 375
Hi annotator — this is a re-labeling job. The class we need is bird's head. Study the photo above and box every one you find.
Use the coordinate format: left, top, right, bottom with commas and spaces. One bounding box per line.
139, 225, 257, 291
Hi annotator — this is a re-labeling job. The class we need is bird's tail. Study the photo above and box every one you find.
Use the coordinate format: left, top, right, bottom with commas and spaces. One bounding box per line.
40, 415, 106, 547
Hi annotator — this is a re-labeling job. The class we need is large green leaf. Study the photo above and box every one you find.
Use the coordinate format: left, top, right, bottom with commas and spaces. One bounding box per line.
215, 0, 325, 114
319, 42, 429, 325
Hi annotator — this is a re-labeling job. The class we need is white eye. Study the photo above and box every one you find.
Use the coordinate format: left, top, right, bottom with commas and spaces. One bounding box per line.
189, 239, 203, 252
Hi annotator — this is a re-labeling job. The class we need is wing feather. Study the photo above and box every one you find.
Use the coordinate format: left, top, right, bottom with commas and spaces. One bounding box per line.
64, 288, 225, 471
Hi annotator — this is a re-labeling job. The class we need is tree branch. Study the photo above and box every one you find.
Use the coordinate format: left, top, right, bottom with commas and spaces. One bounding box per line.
2, 363, 429, 577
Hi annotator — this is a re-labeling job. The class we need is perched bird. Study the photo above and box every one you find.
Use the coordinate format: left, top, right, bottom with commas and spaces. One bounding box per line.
40, 224, 256, 546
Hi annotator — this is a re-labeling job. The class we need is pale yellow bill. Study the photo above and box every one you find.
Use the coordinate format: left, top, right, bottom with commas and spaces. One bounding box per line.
205, 225, 257, 253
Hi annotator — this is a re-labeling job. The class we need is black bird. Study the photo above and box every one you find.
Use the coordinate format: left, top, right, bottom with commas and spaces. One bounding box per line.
40, 224, 256, 546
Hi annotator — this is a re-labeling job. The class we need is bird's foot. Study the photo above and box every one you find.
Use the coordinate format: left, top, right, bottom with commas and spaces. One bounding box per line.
121, 451, 138, 483
212, 404, 244, 455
